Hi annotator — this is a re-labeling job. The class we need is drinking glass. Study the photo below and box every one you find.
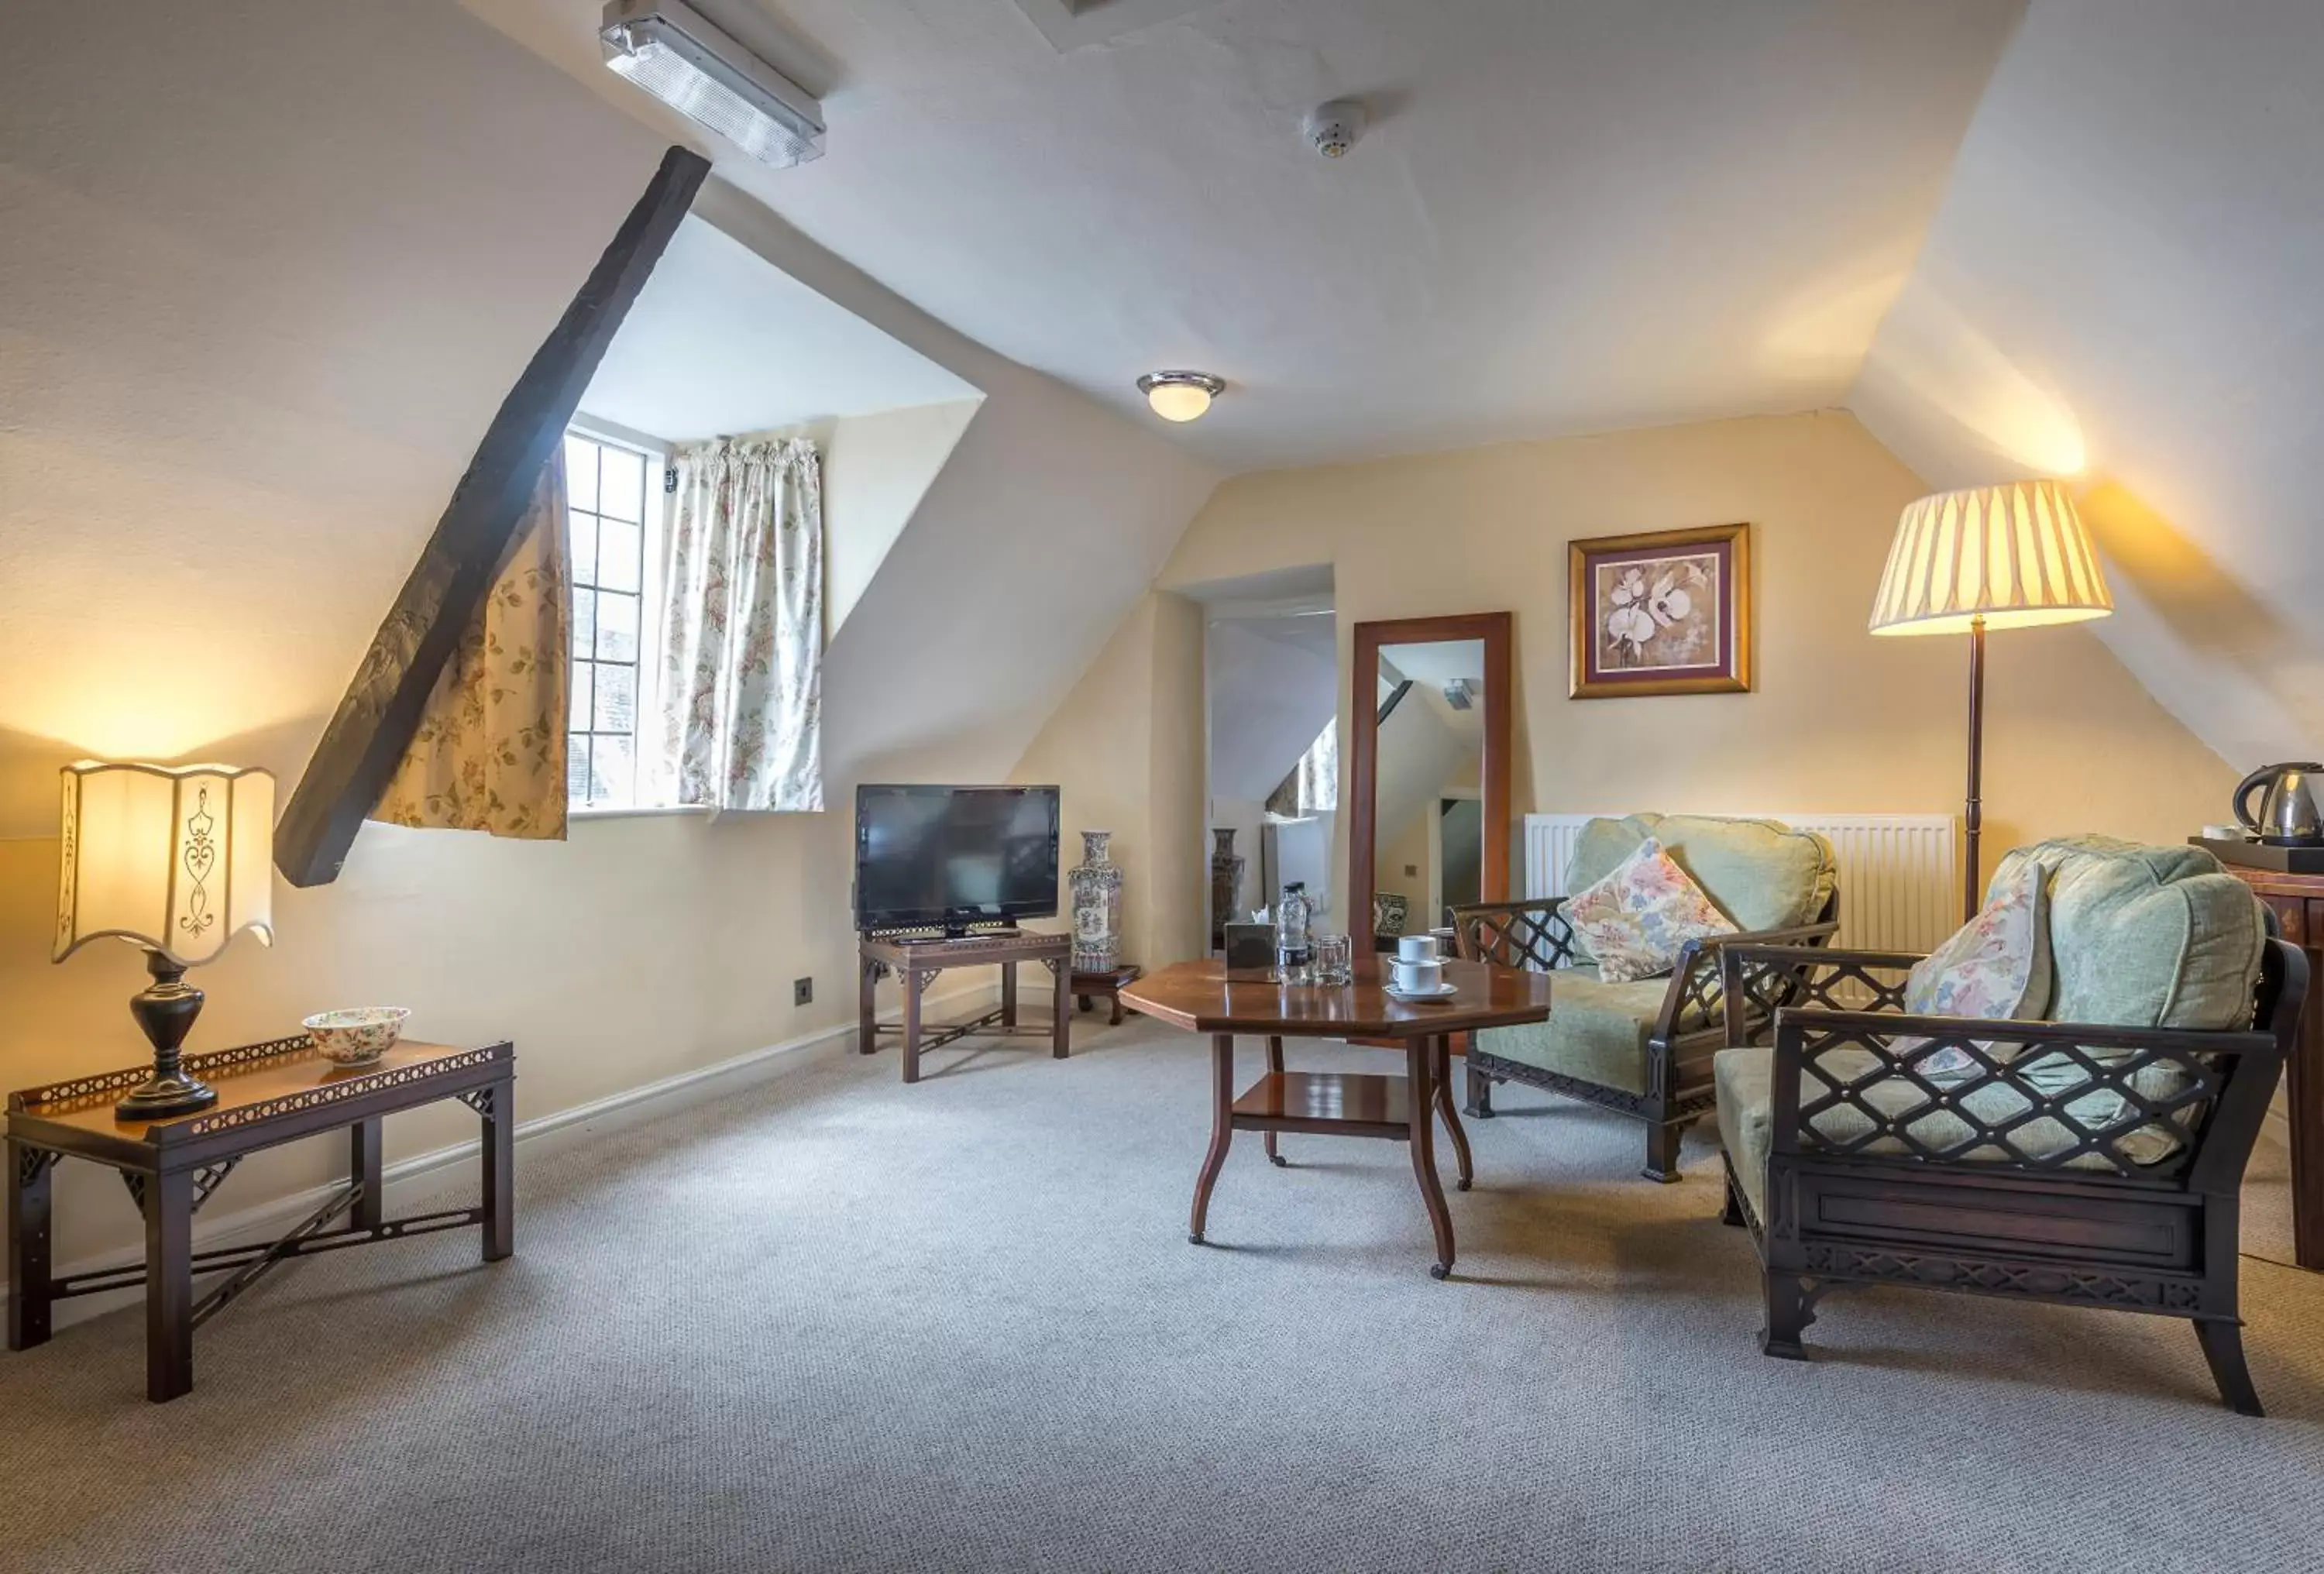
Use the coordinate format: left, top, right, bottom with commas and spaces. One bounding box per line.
1313, 933, 1354, 985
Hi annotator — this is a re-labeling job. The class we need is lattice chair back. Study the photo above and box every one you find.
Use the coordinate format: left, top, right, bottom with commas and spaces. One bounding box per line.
1452, 899, 1581, 973
1730, 836, 2284, 1181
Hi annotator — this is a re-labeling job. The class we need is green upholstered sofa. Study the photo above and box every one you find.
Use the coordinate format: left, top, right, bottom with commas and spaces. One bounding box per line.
1712, 836, 2304, 1414
1452, 814, 1840, 1181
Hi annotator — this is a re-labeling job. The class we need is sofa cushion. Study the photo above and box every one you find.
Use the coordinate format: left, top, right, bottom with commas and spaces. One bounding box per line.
1569, 813, 1835, 934
1898, 857, 2053, 1078
1994, 837, 2265, 1164
1564, 837, 1738, 982
1714, 1045, 1773, 1220
1991, 836, 2264, 1031
1472, 965, 1678, 1095
1714, 837, 2266, 1196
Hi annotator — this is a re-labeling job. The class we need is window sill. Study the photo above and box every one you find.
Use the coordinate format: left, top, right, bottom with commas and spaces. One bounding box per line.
569, 804, 715, 822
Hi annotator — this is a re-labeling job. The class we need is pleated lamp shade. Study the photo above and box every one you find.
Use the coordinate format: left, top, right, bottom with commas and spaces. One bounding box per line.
55, 761, 275, 967
1868, 479, 2113, 637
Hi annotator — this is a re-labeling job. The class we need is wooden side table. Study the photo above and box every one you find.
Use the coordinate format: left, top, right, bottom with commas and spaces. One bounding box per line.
1071, 964, 1142, 1026
2225, 865, 2324, 1270
6, 1034, 514, 1401
858, 929, 1071, 1083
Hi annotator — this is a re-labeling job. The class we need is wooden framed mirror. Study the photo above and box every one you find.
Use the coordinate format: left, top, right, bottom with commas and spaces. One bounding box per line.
1349, 612, 1514, 950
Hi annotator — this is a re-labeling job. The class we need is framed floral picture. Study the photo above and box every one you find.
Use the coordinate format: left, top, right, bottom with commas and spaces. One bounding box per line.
1568, 522, 1752, 698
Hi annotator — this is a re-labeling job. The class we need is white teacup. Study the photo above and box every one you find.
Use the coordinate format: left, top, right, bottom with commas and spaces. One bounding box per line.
1397, 933, 1442, 964
1392, 957, 1445, 993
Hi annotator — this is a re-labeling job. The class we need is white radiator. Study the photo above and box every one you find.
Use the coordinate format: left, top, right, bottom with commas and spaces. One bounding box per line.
1522, 813, 1958, 954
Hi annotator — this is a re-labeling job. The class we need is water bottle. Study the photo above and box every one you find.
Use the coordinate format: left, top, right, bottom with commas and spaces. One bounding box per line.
1275, 882, 1314, 984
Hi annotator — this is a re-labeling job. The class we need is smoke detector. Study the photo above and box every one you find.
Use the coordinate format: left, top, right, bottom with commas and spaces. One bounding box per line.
1303, 98, 1367, 158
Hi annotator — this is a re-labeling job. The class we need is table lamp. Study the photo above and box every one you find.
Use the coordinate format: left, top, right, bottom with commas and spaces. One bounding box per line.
1869, 479, 2113, 921
53, 762, 276, 1119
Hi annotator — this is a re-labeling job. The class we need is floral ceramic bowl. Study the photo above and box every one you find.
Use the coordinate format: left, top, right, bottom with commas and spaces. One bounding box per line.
303, 1007, 411, 1066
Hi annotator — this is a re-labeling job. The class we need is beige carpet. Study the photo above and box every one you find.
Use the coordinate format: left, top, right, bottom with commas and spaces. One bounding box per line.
3, 1017, 2321, 1573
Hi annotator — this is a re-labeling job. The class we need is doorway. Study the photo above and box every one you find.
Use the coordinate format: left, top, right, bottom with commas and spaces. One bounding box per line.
1435, 794, 1483, 925
1192, 569, 1338, 948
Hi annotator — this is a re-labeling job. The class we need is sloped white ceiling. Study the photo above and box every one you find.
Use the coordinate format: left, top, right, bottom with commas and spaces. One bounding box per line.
583, 215, 976, 442
1851, 0, 2324, 775
473, 0, 2025, 471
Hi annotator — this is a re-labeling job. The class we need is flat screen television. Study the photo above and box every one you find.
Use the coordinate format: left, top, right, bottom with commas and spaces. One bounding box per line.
854, 784, 1061, 934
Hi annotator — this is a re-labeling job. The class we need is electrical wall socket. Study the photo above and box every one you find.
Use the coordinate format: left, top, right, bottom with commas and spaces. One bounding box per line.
793, 977, 813, 1006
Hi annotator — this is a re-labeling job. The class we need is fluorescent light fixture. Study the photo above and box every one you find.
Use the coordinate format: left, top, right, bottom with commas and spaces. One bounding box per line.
600, 1, 826, 169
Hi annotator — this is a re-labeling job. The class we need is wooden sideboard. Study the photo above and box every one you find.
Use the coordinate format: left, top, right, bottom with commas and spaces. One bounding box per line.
2226, 867, 2324, 1270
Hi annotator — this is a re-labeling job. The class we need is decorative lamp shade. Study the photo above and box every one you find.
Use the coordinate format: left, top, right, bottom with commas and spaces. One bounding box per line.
1868, 479, 2113, 637
55, 762, 275, 967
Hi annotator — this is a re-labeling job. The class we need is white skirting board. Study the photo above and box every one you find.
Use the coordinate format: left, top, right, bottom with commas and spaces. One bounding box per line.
4, 980, 1003, 1333
1523, 813, 1961, 955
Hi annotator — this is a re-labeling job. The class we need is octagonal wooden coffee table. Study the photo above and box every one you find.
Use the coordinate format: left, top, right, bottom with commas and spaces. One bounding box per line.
1121, 957, 1551, 1278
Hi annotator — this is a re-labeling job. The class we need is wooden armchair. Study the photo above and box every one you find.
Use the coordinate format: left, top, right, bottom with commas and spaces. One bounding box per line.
1452, 888, 1838, 1180
1713, 922, 2303, 1414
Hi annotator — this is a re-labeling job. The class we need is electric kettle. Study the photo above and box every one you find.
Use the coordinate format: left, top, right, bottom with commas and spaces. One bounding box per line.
2234, 762, 2324, 846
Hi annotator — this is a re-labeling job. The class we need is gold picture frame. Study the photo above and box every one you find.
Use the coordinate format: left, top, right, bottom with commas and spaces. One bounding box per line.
1569, 522, 1752, 698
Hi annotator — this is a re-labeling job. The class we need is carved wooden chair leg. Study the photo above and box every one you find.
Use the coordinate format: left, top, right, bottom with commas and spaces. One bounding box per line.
2194, 1318, 2265, 1417
1760, 1272, 1815, 1361
1642, 1115, 1689, 1183
1463, 1059, 1494, 1119
1265, 1036, 1287, 1167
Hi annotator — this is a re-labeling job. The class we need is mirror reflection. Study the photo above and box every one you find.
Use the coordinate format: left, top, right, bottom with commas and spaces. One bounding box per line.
1370, 639, 1487, 947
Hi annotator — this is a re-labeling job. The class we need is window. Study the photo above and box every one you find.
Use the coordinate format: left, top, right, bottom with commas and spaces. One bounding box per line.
562, 425, 665, 810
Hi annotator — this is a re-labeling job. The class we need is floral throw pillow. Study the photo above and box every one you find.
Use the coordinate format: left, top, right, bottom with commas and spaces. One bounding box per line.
1566, 838, 1738, 983
1897, 861, 2053, 1080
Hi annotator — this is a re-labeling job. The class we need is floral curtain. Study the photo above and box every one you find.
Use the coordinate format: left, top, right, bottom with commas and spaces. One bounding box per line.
656, 436, 823, 811
372, 453, 570, 838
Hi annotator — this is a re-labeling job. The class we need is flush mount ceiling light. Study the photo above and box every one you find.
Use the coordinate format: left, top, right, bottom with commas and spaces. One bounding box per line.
600, 1, 826, 169
1136, 370, 1225, 423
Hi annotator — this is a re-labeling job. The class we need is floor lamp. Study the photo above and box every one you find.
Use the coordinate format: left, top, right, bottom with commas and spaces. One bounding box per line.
1868, 479, 2114, 922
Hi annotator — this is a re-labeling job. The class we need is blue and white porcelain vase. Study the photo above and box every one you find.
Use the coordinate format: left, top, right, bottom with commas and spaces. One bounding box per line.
1070, 829, 1124, 971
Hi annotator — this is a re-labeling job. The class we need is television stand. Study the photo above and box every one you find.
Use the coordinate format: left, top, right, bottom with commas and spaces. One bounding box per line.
857, 929, 1071, 1084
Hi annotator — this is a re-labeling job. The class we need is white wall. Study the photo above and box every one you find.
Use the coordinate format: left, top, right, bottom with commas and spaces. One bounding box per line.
1205, 616, 1338, 803
823, 400, 983, 638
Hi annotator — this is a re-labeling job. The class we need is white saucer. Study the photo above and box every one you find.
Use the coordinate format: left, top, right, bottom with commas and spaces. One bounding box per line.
1386, 981, 1459, 1002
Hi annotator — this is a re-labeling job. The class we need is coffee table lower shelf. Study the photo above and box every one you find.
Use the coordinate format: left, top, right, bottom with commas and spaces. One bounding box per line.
1231, 1071, 1414, 1140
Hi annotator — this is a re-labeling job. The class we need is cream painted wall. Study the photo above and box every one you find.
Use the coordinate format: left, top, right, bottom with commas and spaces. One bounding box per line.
1378, 806, 1436, 922
1009, 593, 1207, 970
0, 0, 1214, 1270
1074, 412, 2229, 932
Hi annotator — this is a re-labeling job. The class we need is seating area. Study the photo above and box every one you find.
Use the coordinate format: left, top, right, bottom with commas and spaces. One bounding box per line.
1714, 836, 2303, 1413
1456, 813, 1841, 1179
1459, 821, 2305, 1414
10, 5, 2324, 1571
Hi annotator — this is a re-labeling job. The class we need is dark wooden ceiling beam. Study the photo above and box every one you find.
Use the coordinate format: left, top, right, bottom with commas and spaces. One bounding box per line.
274, 145, 710, 888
